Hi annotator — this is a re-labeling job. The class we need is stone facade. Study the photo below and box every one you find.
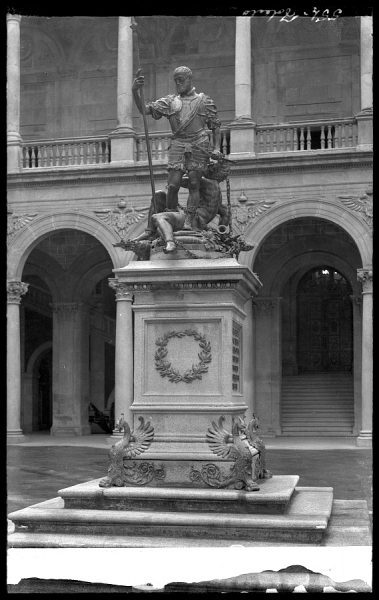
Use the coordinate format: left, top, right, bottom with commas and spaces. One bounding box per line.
7, 15, 372, 445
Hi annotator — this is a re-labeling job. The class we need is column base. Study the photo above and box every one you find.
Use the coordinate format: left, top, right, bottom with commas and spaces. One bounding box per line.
356, 431, 372, 447
7, 430, 26, 444
228, 120, 256, 158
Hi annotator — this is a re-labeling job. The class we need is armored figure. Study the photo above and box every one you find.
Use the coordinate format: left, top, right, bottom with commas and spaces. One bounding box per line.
132, 65, 222, 230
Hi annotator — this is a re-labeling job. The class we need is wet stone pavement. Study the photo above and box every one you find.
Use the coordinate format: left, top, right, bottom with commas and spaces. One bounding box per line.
7, 446, 372, 514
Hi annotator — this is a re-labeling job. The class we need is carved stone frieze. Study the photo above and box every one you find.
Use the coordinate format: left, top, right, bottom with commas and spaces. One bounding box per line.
108, 279, 133, 301
109, 280, 239, 293
155, 329, 212, 384
357, 267, 373, 293
338, 189, 373, 229
94, 200, 149, 239
7, 210, 38, 243
7, 280, 29, 304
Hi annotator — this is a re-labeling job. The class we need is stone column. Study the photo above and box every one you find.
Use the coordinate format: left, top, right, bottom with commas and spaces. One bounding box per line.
51, 302, 91, 436
7, 14, 22, 173
7, 280, 28, 442
356, 267, 372, 446
109, 279, 134, 436
110, 16, 135, 163
349, 294, 362, 436
356, 17, 373, 149
229, 16, 256, 159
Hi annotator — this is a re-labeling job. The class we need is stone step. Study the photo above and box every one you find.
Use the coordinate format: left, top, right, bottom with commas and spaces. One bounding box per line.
7, 499, 371, 548
57, 475, 298, 515
8, 486, 333, 545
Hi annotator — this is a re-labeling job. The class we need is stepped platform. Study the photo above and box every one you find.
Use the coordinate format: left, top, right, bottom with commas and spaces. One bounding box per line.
8, 476, 334, 547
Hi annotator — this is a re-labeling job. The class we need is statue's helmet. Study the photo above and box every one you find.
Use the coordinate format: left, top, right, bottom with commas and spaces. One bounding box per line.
173, 66, 193, 79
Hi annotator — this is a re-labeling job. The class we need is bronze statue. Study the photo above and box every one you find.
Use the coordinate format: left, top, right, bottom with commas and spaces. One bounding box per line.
132, 65, 223, 230
130, 174, 230, 253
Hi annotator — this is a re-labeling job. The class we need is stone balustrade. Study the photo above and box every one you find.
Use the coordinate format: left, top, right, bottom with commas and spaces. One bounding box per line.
19, 119, 360, 170
256, 119, 358, 153
22, 136, 111, 168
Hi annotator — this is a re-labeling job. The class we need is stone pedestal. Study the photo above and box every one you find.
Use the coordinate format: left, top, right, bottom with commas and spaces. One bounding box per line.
112, 257, 261, 482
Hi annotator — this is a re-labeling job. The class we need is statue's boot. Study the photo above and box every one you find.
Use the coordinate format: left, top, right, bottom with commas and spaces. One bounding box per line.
165, 240, 176, 253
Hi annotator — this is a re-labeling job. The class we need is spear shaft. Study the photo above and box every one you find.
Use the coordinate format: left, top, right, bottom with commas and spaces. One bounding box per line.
131, 18, 155, 199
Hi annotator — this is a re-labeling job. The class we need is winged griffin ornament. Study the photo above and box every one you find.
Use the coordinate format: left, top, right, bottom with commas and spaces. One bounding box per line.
338, 190, 373, 228
99, 416, 165, 487
231, 194, 276, 235
192, 415, 272, 491
94, 200, 149, 239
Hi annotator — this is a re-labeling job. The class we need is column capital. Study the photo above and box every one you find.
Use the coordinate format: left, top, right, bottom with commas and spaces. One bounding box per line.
357, 267, 373, 292
109, 278, 134, 301
7, 14, 22, 24
7, 280, 28, 304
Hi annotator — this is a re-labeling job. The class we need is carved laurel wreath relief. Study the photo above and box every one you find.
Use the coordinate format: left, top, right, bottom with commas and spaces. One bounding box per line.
154, 329, 212, 383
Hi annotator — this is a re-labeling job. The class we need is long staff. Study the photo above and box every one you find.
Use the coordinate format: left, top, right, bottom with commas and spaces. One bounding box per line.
131, 17, 155, 200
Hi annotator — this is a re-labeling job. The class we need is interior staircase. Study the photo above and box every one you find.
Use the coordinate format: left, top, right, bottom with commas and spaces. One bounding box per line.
281, 373, 354, 436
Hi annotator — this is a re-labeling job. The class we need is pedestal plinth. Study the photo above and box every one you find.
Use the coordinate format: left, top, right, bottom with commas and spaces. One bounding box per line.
113, 257, 261, 483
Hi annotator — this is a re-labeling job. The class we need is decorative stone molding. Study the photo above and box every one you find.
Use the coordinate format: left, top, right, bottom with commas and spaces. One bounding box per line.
7, 210, 38, 243
94, 200, 149, 239
357, 267, 373, 293
338, 189, 373, 228
7, 280, 29, 304
108, 278, 133, 301
231, 195, 277, 235
109, 280, 240, 293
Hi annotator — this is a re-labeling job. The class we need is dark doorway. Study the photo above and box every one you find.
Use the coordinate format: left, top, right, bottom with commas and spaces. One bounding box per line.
297, 267, 353, 373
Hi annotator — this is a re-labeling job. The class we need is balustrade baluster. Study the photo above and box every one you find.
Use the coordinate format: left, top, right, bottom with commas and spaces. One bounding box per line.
156, 138, 162, 160
221, 131, 227, 155
341, 123, 346, 148
86, 142, 91, 164
300, 127, 305, 151
41, 145, 48, 167
320, 126, 325, 149
327, 125, 333, 149
79, 142, 84, 165
272, 129, 278, 152
22, 146, 27, 168
71, 143, 78, 165
30, 146, 36, 168
61, 144, 67, 166
293, 128, 298, 151
285, 128, 291, 151
278, 128, 283, 151
348, 123, 353, 147
68, 144, 73, 165
105, 140, 110, 162
306, 126, 311, 150
335, 124, 341, 148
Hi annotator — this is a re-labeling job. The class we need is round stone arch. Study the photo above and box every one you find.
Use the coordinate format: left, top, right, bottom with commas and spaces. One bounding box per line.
257, 248, 361, 298
238, 199, 372, 270
7, 211, 127, 280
